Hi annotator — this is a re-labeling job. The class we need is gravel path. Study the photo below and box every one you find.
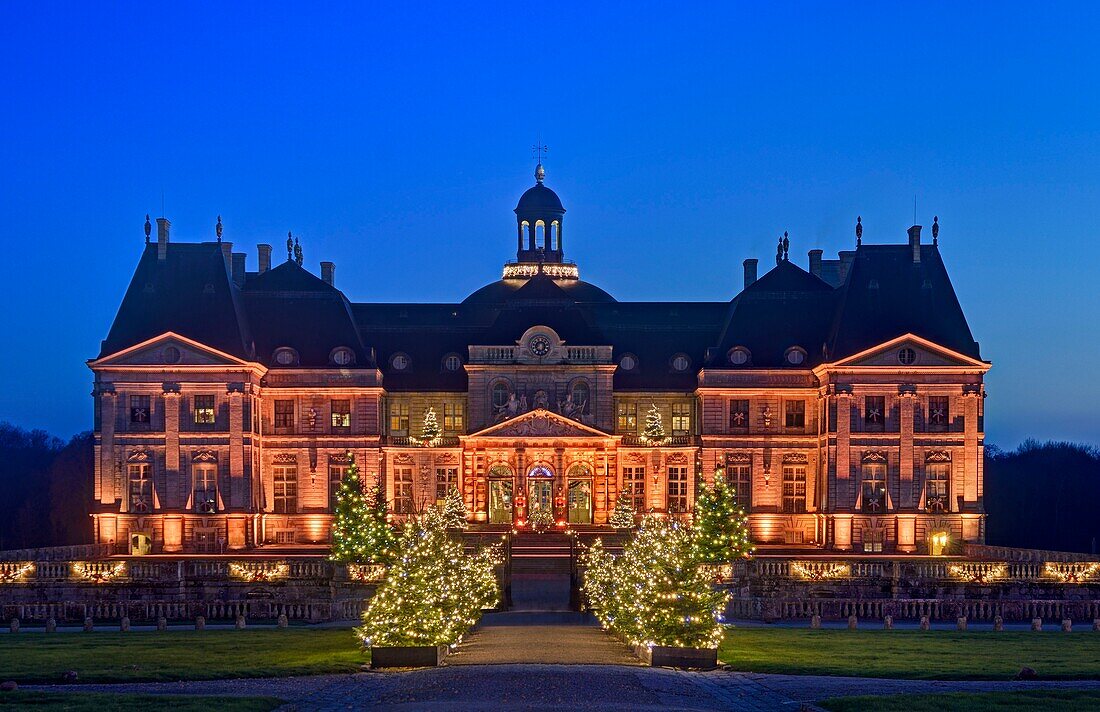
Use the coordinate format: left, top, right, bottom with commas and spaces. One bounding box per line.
25, 667, 1100, 711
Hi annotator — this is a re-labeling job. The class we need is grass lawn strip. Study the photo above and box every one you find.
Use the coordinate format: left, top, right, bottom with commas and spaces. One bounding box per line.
0, 691, 283, 710
719, 628, 1100, 680
0, 629, 366, 684
819, 689, 1100, 711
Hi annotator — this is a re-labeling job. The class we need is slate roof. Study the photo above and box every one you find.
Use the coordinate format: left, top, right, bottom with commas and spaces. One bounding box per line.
99, 236, 982, 389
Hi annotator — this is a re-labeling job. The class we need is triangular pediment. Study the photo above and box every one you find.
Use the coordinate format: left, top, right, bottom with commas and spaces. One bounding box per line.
831, 334, 989, 369
467, 409, 613, 439
90, 332, 255, 368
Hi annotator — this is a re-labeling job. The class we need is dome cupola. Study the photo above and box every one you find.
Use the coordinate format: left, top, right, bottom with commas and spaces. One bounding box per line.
514, 163, 566, 263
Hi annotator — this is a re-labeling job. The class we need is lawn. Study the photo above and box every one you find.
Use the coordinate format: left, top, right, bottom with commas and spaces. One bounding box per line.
820, 689, 1100, 711
720, 627, 1100, 680
0, 692, 283, 710
0, 628, 366, 684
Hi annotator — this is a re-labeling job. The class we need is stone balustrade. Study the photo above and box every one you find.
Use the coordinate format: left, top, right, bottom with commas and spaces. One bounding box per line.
726, 596, 1100, 623
744, 556, 1099, 584
0, 558, 370, 585
0, 598, 366, 625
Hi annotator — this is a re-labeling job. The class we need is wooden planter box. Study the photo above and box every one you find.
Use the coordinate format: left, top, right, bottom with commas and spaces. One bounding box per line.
635, 644, 718, 670
370, 644, 449, 668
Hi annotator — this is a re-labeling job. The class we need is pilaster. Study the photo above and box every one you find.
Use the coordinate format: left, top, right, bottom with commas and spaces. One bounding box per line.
228, 386, 245, 508
899, 388, 915, 509
99, 389, 118, 505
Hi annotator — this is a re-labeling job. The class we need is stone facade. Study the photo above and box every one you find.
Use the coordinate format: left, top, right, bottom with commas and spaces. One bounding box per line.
90, 168, 989, 555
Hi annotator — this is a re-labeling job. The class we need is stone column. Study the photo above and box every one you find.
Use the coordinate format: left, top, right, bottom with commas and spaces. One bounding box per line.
899, 389, 915, 509
835, 392, 852, 510
963, 390, 980, 506
163, 388, 181, 509
99, 390, 118, 505
228, 387, 245, 508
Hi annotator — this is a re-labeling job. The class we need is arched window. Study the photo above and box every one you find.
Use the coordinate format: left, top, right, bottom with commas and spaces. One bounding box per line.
535, 220, 546, 249
551, 221, 560, 250
491, 382, 511, 410
522, 221, 531, 249
570, 381, 590, 414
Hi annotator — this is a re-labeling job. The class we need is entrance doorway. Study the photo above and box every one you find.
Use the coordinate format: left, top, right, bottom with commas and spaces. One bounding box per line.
529, 479, 553, 515
567, 479, 592, 524
488, 464, 514, 524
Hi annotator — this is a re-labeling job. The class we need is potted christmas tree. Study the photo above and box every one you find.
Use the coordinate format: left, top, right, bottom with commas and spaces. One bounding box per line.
442, 487, 468, 530
608, 495, 635, 530
640, 403, 669, 445
691, 476, 753, 581
419, 407, 442, 446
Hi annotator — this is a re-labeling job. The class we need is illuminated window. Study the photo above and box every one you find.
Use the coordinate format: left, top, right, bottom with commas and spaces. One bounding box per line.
394, 467, 414, 514
443, 403, 464, 432
389, 402, 409, 434
273, 466, 297, 513
725, 457, 752, 510
129, 395, 151, 424
784, 400, 805, 428
622, 466, 646, 512
617, 401, 637, 432
926, 461, 950, 513
193, 395, 215, 425
729, 399, 749, 429
863, 529, 885, 553
193, 463, 217, 513
274, 400, 295, 429
435, 467, 458, 504
861, 459, 887, 513
667, 466, 688, 513
782, 465, 806, 513
672, 403, 691, 433
128, 463, 151, 512
331, 399, 351, 429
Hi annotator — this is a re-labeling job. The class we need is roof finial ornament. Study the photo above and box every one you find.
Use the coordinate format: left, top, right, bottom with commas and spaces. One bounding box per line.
856, 215, 863, 246
216, 215, 223, 242
286, 231, 294, 262
144, 214, 151, 244
294, 236, 303, 266
932, 215, 939, 246
776, 236, 783, 265
532, 137, 548, 184
782, 231, 790, 261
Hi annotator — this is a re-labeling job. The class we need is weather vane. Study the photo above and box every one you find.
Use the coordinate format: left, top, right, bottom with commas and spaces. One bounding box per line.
531, 137, 548, 163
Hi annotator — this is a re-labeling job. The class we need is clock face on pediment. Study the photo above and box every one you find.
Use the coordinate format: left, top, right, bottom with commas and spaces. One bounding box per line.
529, 335, 552, 357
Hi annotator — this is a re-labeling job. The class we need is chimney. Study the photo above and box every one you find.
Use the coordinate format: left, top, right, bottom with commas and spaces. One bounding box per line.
156, 218, 170, 261
808, 249, 823, 278
908, 225, 922, 263
321, 261, 335, 286
231, 252, 246, 287
257, 244, 272, 273
743, 258, 758, 289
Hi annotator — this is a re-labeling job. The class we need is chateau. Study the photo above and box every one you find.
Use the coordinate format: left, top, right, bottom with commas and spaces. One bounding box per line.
89, 165, 989, 556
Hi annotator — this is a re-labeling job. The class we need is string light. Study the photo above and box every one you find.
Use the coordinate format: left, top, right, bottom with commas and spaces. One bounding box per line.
330, 452, 397, 565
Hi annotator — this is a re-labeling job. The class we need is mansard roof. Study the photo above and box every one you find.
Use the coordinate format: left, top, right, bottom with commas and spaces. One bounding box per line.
101, 243, 252, 360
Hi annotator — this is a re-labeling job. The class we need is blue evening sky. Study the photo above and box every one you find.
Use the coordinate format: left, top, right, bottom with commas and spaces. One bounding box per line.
1, 2, 1098, 446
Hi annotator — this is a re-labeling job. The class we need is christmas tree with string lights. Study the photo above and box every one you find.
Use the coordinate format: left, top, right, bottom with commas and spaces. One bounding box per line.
356, 508, 500, 648
690, 475, 754, 565
420, 407, 442, 445
330, 453, 397, 564
608, 494, 635, 529
641, 403, 667, 444
442, 487, 468, 530
584, 515, 727, 649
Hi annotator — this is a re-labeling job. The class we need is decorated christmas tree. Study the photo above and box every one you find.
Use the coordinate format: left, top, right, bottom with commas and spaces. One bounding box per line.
420, 407, 442, 445
690, 475, 754, 565
529, 501, 555, 531
583, 515, 728, 649
330, 453, 397, 564
442, 486, 468, 530
357, 509, 500, 648
642, 403, 667, 444
608, 494, 635, 529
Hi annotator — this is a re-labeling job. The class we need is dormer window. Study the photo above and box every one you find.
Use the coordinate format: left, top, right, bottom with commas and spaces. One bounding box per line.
442, 354, 462, 372
728, 347, 750, 366
390, 353, 410, 371
619, 353, 637, 371
273, 348, 298, 366
330, 347, 355, 366
784, 347, 807, 366
671, 353, 690, 372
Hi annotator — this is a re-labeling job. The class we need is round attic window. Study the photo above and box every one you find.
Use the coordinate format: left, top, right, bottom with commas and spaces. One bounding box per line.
785, 347, 807, 366
162, 346, 181, 364
391, 353, 410, 371
898, 347, 917, 365
443, 354, 462, 372
331, 347, 355, 366
671, 354, 690, 372
273, 348, 298, 366
619, 354, 637, 371
729, 347, 750, 366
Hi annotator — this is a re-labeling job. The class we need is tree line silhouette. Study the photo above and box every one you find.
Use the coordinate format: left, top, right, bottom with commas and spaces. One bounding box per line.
0, 421, 1096, 554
